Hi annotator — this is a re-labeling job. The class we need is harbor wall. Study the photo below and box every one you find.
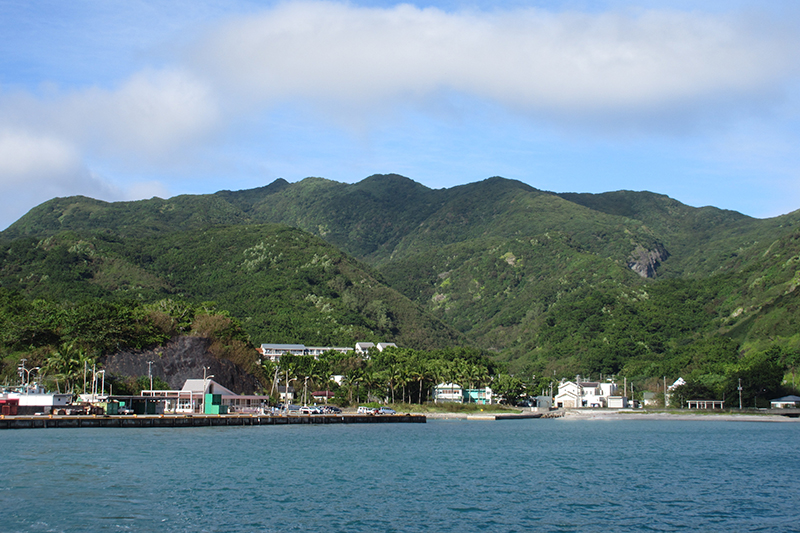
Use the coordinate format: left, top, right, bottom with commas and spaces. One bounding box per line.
0, 413, 426, 429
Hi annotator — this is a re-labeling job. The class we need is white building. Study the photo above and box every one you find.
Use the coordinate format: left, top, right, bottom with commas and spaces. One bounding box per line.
432, 383, 494, 404
433, 383, 463, 403
771, 395, 800, 409
142, 379, 271, 414
555, 379, 618, 408
354, 342, 374, 355
607, 396, 629, 409
259, 342, 396, 362
259, 344, 351, 362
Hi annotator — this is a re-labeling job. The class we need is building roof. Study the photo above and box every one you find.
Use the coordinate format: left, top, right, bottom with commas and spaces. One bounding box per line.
181, 379, 236, 396
772, 395, 800, 402
261, 343, 306, 351
377, 342, 397, 351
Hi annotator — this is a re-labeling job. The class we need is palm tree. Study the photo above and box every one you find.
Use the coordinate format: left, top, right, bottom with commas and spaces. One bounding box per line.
396, 366, 410, 404
343, 367, 364, 404
44, 342, 91, 394
407, 357, 428, 404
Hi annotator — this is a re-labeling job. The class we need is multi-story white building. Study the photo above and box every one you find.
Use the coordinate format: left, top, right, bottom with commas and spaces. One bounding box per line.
259, 342, 397, 362
258, 344, 351, 362
555, 378, 618, 408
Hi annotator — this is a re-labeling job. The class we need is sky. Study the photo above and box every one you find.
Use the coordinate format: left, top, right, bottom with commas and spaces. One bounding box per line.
1, 0, 800, 230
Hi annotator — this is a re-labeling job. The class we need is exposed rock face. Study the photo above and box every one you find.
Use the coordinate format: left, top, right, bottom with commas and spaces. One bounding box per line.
102, 336, 262, 394
627, 243, 669, 278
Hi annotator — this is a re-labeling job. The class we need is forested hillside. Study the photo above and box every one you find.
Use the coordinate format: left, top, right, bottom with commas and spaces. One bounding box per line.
0, 225, 459, 349
2, 174, 800, 406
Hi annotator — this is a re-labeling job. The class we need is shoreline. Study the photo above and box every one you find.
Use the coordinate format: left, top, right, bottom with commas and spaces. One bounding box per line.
562, 409, 799, 422
424, 409, 799, 422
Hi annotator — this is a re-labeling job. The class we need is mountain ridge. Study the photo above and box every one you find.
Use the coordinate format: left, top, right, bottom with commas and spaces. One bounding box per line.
3, 174, 799, 390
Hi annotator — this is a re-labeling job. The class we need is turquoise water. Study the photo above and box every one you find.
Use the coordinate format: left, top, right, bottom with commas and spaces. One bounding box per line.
1, 418, 799, 532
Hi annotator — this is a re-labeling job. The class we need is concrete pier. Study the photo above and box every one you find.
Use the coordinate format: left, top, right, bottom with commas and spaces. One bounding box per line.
0, 413, 426, 429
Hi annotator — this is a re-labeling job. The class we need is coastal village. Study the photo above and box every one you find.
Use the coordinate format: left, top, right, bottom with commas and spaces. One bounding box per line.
3, 341, 799, 426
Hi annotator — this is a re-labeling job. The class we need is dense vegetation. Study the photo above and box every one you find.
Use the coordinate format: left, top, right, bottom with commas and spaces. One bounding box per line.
0, 225, 460, 349
263, 345, 525, 407
3, 174, 800, 406
0, 289, 255, 394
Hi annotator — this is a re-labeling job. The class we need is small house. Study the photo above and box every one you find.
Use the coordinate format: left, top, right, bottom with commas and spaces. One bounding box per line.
433, 383, 463, 403
770, 395, 800, 409
607, 396, 629, 409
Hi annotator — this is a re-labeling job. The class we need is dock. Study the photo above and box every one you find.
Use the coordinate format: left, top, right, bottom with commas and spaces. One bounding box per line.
466, 412, 543, 421
0, 413, 426, 430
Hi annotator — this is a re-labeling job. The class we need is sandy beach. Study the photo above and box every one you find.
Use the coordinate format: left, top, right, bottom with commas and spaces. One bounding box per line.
561, 409, 797, 422
424, 409, 799, 422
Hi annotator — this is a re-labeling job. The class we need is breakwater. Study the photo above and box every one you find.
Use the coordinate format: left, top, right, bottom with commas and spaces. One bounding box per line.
0, 413, 426, 429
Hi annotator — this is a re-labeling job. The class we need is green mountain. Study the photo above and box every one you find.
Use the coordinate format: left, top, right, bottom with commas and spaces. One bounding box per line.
3, 174, 800, 402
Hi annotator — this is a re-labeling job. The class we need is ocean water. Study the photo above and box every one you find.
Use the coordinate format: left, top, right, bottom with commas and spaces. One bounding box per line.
1, 418, 799, 532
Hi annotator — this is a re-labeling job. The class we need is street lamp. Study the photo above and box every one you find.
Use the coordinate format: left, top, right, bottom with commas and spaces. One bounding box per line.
18, 366, 40, 392
17, 359, 26, 386
203, 366, 214, 388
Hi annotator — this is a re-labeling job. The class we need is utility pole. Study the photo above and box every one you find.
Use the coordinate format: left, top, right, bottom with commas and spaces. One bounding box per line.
147, 361, 154, 391
663, 376, 667, 409
738, 378, 743, 410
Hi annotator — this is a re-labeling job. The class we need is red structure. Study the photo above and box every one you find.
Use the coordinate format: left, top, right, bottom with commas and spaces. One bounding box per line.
0, 398, 19, 416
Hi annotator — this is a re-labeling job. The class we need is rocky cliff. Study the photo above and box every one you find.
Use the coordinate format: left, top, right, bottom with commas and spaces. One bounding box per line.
627, 243, 669, 278
101, 336, 263, 394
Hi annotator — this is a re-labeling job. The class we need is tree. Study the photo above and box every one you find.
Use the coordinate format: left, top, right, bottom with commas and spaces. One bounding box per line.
669, 381, 715, 408
724, 348, 785, 408
492, 374, 525, 405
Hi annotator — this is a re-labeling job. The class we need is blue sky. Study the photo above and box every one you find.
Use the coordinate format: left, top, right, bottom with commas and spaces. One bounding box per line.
1, 0, 799, 229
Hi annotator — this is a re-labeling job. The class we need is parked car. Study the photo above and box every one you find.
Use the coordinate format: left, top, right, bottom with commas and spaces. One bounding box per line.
377, 407, 396, 415
299, 406, 321, 414
357, 406, 377, 415
325, 406, 342, 414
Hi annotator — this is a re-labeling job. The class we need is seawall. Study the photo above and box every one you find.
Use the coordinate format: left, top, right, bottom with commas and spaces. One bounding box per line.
0, 413, 426, 429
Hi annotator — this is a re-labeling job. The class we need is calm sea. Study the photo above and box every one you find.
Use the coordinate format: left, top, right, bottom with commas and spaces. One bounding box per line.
1, 418, 798, 532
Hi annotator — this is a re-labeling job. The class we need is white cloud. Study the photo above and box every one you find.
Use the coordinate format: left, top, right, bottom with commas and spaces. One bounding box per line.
0, 130, 81, 183
1, 1, 799, 227
188, 2, 800, 130
0, 69, 220, 167
80, 69, 221, 163
0, 130, 124, 229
